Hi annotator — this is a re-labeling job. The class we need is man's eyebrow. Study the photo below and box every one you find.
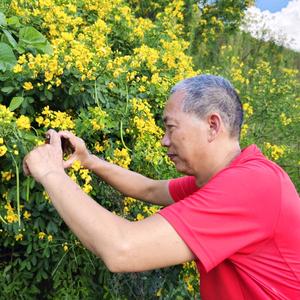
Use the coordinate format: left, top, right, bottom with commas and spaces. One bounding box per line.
163, 116, 177, 124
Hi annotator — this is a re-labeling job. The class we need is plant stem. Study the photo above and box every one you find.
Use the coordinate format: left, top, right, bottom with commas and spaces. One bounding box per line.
10, 154, 21, 227
0, 215, 7, 224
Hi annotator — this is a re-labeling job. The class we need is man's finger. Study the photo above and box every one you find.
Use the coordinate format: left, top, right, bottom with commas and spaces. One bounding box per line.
46, 129, 61, 147
63, 154, 77, 169
58, 131, 77, 148
22, 155, 31, 176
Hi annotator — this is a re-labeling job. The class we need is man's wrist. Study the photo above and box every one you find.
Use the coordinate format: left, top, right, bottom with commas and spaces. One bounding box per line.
83, 154, 103, 171
39, 169, 66, 186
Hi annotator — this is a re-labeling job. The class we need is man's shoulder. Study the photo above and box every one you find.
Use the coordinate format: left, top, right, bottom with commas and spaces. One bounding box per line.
227, 144, 286, 183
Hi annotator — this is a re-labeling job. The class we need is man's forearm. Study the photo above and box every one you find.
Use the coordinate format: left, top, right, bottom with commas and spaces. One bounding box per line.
40, 170, 129, 269
85, 154, 168, 205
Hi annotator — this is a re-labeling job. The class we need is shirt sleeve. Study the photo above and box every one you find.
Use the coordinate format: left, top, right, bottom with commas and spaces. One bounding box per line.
169, 176, 199, 202
159, 166, 281, 272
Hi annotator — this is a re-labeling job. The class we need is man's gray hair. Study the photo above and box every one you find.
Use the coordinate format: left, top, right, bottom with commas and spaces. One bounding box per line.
171, 74, 243, 138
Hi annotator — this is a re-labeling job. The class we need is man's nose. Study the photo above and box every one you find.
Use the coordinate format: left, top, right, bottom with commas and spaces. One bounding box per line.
161, 133, 170, 147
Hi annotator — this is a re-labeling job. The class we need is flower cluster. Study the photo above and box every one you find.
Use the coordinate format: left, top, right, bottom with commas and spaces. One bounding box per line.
264, 143, 287, 161
108, 148, 131, 169
16, 115, 31, 130
0, 104, 14, 125
0, 138, 7, 157
36, 106, 75, 130
4, 202, 18, 224
68, 160, 93, 194
131, 98, 166, 167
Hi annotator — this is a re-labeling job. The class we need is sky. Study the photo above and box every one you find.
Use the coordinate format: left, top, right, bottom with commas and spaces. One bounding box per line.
242, 0, 300, 52
255, 0, 290, 13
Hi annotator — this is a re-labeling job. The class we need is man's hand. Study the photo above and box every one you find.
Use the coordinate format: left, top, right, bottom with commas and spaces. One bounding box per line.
23, 129, 65, 183
57, 130, 92, 169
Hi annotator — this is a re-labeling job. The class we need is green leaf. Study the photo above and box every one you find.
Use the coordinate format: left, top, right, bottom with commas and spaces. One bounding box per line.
19, 26, 53, 54
9, 96, 24, 111
31, 255, 37, 266
40, 42, 53, 54
22, 132, 37, 142
15, 45, 25, 54
0, 74, 9, 80
7, 16, 21, 28
0, 42, 17, 71
2, 29, 17, 48
1, 86, 14, 93
45, 89, 53, 100
26, 243, 32, 254
26, 261, 31, 271
0, 12, 7, 26
19, 26, 46, 45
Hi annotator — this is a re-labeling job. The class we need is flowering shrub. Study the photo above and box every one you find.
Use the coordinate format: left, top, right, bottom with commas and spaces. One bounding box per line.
0, 0, 299, 299
215, 45, 300, 185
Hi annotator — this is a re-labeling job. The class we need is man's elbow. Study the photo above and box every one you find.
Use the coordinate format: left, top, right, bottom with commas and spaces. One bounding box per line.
99, 240, 134, 273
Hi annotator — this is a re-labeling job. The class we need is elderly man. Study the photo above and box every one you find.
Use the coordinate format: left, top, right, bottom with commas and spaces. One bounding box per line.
23, 75, 300, 299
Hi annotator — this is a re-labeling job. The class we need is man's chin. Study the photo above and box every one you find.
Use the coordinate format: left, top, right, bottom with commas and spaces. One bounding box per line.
174, 163, 193, 175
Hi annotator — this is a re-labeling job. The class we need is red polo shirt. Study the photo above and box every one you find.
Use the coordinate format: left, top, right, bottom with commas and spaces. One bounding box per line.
159, 145, 300, 299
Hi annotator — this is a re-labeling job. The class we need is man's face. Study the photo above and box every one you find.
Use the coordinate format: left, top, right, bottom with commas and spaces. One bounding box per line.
162, 91, 210, 175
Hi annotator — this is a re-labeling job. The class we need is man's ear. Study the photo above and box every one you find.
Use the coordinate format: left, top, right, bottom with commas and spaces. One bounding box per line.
207, 113, 222, 142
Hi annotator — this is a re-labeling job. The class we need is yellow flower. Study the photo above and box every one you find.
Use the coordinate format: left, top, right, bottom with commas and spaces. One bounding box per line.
107, 82, 115, 89
138, 85, 146, 92
23, 82, 34, 90
42, 106, 51, 116
43, 191, 50, 201
35, 116, 44, 126
1, 170, 14, 181
108, 148, 131, 169
243, 103, 253, 116
280, 113, 292, 126
36, 139, 45, 146
15, 233, 23, 241
13, 64, 23, 73
91, 119, 104, 131
0, 137, 3, 144
187, 282, 194, 292
55, 78, 61, 86
6, 214, 17, 223
240, 124, 248, 138
38, 232, 46, 240
63, 243, 68, 252
82, 183, 92, 194
47, 235, 53, 242
80, 169, 91, 182
156, 288, 162, 297
69, 172, 77, 182
136, 213, 144, 221
264, 143, 286, 161
16, 115, 31, 130
18, 54, 27, 64
71, 160, 81, 171
23, 211, 31, 220
0, 145, 7, 157
94, 141, 104, 152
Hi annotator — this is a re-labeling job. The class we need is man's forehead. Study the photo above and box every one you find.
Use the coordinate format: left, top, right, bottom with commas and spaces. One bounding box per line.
163, 91, 185, 121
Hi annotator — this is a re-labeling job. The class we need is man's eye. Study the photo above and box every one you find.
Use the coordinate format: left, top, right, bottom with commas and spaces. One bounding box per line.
166, 124, 174, 128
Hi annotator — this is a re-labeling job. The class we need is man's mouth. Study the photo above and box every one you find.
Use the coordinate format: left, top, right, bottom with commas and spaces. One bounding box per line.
167, 153, 177, 160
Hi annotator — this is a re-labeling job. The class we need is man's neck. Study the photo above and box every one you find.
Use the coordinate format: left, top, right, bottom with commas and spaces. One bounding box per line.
195, 142, 241, 187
